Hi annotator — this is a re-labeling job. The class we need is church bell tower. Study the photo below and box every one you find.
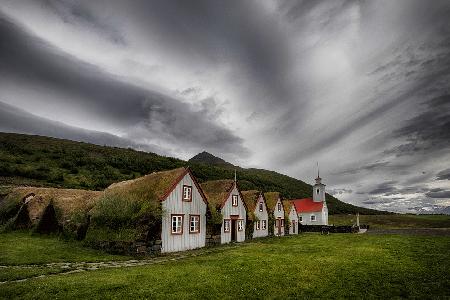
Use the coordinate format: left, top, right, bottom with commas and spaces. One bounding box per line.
313, 164, 326, 202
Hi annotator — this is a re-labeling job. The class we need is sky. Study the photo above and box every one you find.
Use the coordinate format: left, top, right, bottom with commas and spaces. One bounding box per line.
0, 0, 449, 213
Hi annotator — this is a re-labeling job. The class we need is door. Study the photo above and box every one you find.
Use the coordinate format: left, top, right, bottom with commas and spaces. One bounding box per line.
231, 220, 237, 242
292, 221, 296, 233
277, 218, 282, 235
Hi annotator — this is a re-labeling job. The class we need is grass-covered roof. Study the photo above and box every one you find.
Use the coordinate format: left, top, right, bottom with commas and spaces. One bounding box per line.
200, 180, 235, 209
264, 192, 281, 212
105, 167, 187, 203
3, 187, 102, 226
241, 190, 261, 213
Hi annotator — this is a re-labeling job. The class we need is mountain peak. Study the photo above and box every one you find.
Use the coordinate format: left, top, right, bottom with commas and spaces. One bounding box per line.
189, 151, 234, 167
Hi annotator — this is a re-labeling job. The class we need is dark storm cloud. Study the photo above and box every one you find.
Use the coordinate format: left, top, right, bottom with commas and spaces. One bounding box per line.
0, 13, 247, 156
369, 181, 398, 195
436, 169, 450, 180
333, 162, 389, 175
386, 95, 450, 156
426, 189, 450, 199
0, 101, 164, 153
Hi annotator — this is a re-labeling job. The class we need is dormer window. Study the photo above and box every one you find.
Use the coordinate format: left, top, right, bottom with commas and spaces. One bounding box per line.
183, 185, 192, 201
259, 202, 263, 212
232, 195, 238, 206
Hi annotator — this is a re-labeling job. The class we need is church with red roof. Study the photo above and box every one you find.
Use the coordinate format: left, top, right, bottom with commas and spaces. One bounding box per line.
290, 171, 328, 225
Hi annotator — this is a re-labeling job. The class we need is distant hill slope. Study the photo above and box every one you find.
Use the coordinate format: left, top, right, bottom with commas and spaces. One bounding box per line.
189, 151, 234, 167
0, 132, 389, 215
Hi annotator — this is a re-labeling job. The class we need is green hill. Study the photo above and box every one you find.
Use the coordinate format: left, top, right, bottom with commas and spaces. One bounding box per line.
0, 132, 389, 214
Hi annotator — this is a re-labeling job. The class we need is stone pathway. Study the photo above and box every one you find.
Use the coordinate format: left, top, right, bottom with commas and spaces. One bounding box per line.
0, 245, 239, 285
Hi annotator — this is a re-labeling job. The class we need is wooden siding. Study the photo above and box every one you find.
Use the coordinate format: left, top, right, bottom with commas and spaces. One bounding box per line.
298, 206, 327, 225
273, 198, 285, 236
220, 185, 246, 244
252, 194, 269, 238
161, 173, 207, 253
288, 205, 299, 235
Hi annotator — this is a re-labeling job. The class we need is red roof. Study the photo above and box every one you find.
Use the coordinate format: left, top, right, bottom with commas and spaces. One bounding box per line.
291, 198, 323, 213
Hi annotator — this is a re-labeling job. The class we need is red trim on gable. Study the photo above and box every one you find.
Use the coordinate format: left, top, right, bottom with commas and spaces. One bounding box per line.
219, 182, 249, 213
159, 167, 209, 205
291, 198, 324, 213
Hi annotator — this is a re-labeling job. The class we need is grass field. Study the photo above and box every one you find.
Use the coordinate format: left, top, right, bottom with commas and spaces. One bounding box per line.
1, 232, 449, 299
329, 214, 450, 229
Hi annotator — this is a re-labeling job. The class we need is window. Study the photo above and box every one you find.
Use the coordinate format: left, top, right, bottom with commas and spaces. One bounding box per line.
299, 216, 303, 222
277, 202, 282, 212
183, 185, 192, 201
189, 215, 200, 233
262, 220, 267, 230
281, 219, 284, 227
232, 195, 238, 206
311, 215, 316, 221
171, 215, 183, 234
317, 188, 320, 194
259, 202, 263, 212
224, 219, 231, 232
256, 220, 260, 230
238, 220, 244, 231
275, 219, 279, 227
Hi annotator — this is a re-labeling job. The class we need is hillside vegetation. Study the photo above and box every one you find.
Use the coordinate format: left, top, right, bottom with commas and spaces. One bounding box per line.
0, 132, 388, 214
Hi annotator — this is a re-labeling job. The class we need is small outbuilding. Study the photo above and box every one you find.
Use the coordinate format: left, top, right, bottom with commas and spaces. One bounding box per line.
285, 201, 299, 235
241, 190, 269, 238
201, 179, 247, 244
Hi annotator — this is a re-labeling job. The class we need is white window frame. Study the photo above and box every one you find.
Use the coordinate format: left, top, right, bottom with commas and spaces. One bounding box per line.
232, 195, 238, 206
182, 185, 192, 201
311, 215, 316, 222
299, 216, 303, 222
281, 219, 284, 227
277, 202, 282, 212
171, 215, 183, 234
256, 220, 260, 230
262, 220, 267, 230
238, 220, 244, 231
259, 202, 263, 212
224, 219, 231, 232
189, 215, 200, 233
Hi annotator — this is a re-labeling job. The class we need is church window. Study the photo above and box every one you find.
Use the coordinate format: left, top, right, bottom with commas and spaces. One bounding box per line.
311, 215, 316, 221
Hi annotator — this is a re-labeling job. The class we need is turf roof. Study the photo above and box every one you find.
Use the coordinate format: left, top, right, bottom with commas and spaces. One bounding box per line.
5, 187, 102, 225
241, 190, 262, 213
200, 180, 235, 209
264, 192, 281, 212
106, 167, 187, 203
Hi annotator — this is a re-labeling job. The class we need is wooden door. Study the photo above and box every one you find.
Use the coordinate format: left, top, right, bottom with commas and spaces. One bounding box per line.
231, 220, 237, 242
277, 218, 282, 235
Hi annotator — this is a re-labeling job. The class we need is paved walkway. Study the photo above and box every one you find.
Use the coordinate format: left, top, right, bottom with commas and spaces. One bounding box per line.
0, 245, 239, 285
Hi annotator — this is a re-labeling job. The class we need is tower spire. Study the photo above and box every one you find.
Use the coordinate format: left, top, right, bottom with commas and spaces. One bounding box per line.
317, 161, 320, 179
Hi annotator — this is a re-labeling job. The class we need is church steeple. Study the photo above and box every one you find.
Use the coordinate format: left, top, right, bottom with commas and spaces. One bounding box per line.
313, 163, 326, 202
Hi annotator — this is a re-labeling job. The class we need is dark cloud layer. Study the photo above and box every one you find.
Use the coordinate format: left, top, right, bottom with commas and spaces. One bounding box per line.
0, 13, 248, 157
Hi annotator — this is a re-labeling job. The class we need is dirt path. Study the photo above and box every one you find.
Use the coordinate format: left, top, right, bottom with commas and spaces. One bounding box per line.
367, 228, 450, 236
0, 245, 239, 285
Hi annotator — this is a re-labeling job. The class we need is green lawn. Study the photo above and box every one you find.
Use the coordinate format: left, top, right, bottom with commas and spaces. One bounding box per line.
0, 232, 130, 265
1, 233, 449, 299
329, 214, 450, 229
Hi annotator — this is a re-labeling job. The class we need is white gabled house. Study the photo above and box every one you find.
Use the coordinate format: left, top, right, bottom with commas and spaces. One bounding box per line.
241, 190, 269, 238
105, 167, 208, 253
285, 201, 299, 235
201, 179, 247, 244
264, 192, 286, 236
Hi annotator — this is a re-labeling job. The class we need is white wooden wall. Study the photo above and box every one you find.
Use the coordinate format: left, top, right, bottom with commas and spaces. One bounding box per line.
288, 205, 299, 235
298, 207, 327, 225
220, 184, 247, 244
273, 198, 285, 236
252, 194, 269, 238
161, 173, 207, 253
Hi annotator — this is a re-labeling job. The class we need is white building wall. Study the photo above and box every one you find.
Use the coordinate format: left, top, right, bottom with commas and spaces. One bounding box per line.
288, 205, 299, 235
252, 194, 269, 238
161, 173, 207, 253
298, 208, 327, 226
273, 198, 285, 236
220, 185, 247, 244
